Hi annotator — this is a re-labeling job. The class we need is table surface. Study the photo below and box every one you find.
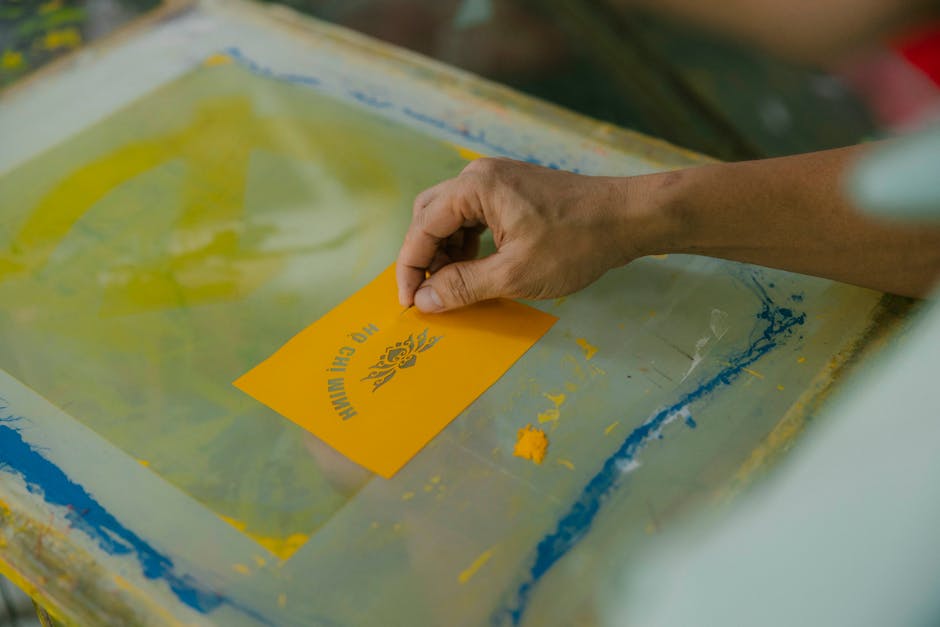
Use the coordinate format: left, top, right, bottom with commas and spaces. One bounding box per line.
0, 1, 900, 625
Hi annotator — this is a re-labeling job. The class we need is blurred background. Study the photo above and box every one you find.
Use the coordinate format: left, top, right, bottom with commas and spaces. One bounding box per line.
1, 0, 887, 161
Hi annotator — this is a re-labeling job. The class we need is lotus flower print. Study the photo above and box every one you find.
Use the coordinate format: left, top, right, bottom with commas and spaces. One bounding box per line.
361, 328, 442, 391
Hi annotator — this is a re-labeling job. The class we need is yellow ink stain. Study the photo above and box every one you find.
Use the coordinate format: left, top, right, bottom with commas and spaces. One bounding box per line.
458, 548, 494, 584
742, 367, 764, 379
777, 384, 785, 391
537, 408, 560, 423
605, 421, 619, 435
233, 563, 251, 575
557, 458, 575, 471
589, 364, 606, 376
513, 424, 548, 464
42, 27, 81, 51
136, 459, 150, 467
430, 475, 441, 484
797, 356, 806, 364
219, 515, 310, 560
277, 593, 287, 608
203, 53, 234, 67
0, 94, 388, 312
1, 50, 24, 70
650, 254, 669, 260
402, 491, 415, 501
253, 555, 267, 568
453, 144, 485, 161
544, 392, 566, 407
575, 337, 598, 360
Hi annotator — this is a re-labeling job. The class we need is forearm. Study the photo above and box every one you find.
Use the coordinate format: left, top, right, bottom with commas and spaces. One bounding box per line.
631, 145, 940, 298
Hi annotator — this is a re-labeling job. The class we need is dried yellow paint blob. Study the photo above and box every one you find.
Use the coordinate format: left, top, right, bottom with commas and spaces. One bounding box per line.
557, 458, 575, 470
233, 563, 251, 575
797, 356, 806, 364
458, 548, 494, 584
253, 555, 267, 568
575, 337, 598, 360
1, 50, 24, 70
514, 424, 548, 464
401, 491, 415, 501
604, 421, 620, 435
776, 384, 785, 391
136, 459, 150, 467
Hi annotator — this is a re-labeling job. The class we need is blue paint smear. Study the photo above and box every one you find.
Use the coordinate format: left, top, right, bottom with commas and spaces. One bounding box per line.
221, 47, 582, 173
0, 412, 270, 623
684, 414, 697, 429
494, 273, 805, 625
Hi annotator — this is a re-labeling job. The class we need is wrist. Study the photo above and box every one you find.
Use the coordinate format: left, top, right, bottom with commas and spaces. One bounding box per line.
606, 168, 694, 262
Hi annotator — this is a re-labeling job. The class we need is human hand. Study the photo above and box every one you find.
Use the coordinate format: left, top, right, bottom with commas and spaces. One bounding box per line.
396, 158, 670, 312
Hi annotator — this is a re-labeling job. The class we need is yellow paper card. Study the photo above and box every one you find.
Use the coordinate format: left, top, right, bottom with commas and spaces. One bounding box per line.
234, 265, 557, 478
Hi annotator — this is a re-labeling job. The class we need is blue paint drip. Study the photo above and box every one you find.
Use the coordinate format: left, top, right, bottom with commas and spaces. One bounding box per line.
684, 414, 697, 429
0, 412, 270, 622
221, 47, 583, 173
495, 274, 805, 625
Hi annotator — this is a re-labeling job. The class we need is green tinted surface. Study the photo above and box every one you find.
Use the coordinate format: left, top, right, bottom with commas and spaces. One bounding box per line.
0, 61, 469, 557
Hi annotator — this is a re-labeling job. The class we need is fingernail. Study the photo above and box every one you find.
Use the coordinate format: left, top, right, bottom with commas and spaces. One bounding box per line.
415, 286, 443, 312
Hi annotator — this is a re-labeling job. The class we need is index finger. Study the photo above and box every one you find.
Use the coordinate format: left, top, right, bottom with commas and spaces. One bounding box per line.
396, 179, 481, 305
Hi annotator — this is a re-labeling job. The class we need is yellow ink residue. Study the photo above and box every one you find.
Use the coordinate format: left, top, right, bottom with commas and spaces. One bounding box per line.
575, 337, 598, 360
458, 548, 494, 584
604, 421, 620, 436
42, 27, 81, 51
452, 144, 485, 161
557, 458, 575, 471
797, 356, 806, 364
219, 515, 310, 560
514, 424, 548, 464
538, 392, 566, 423
742, 367, 764, 380
544, 392, 566, 407
277, 593, 287, 608
776, 384, 785, 391
233, 563, 251, 575
203, 53, 234, 67
537, 408, 560, 423
1, 50, 24, 70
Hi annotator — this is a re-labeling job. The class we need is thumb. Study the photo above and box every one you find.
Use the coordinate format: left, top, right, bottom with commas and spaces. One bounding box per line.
414, 255, 507, 312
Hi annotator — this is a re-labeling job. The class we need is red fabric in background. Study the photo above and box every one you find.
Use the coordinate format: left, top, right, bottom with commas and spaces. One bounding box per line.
897, 23, 940, 87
